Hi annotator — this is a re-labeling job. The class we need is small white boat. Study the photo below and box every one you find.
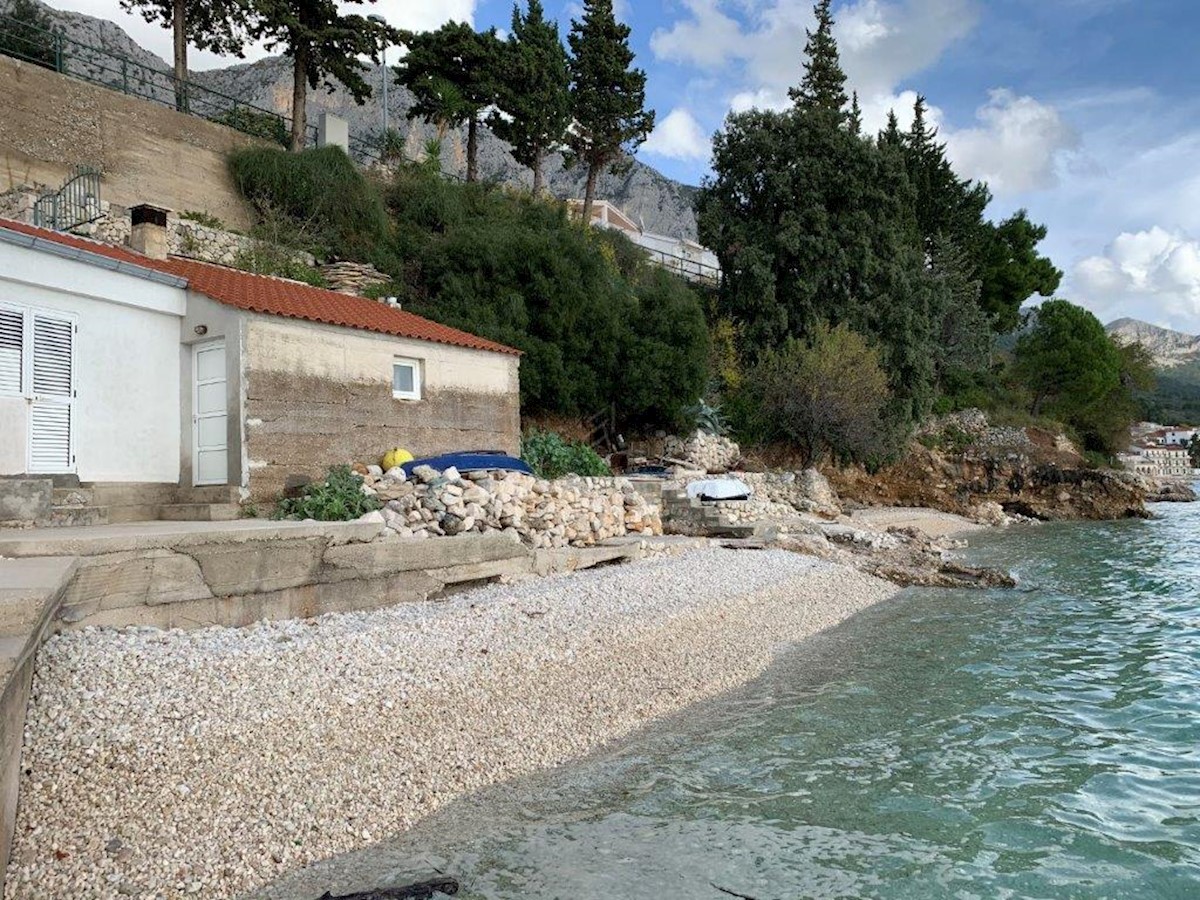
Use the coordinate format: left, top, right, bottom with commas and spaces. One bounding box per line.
687, 478, 751, 502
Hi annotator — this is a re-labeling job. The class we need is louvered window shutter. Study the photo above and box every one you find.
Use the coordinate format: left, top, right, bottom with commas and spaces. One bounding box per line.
0, 307, 21, 395
28, 313, 74, 473
32, 315, 73, 397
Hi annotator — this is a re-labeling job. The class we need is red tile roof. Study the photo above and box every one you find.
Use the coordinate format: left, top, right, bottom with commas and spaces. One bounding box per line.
0, 218, 520, 356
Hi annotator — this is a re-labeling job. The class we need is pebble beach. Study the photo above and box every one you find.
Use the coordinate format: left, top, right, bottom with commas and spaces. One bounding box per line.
5, 548, 898, 899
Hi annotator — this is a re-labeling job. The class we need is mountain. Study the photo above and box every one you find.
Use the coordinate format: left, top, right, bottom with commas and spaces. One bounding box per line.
1106, 318, 1200, 369
2, 0, 701, 240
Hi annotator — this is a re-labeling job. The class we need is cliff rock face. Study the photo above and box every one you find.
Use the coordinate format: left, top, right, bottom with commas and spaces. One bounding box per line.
828, 444, 1150, 523
2, 0, 701, 239
1107, 317, 1200, 369
828, 411, 1151, 522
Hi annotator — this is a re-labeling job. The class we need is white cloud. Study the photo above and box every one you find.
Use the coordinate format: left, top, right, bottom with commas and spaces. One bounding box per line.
650, 0, 745, 70
42, 0, 475, 69
944, 89, 1080, 194
643, 108, 711, 161
1074, 227, 1200, 331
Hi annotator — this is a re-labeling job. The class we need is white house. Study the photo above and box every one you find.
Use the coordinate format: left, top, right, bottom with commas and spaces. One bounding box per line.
0, 212, 521, 524
568, 199, 721, 286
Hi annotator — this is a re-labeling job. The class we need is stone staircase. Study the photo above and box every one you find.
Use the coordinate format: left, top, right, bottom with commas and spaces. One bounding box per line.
0, 478, 241, 528
658, 484, 774, 539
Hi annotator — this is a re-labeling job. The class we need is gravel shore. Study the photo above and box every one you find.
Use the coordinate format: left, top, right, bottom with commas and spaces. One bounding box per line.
6, 548, 897, 899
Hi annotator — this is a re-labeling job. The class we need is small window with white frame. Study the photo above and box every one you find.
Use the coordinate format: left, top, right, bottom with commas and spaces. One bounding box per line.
392, 357, 423, 401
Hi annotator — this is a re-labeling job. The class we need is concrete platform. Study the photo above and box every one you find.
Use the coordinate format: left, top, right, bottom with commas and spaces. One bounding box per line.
0, 519, 387, 558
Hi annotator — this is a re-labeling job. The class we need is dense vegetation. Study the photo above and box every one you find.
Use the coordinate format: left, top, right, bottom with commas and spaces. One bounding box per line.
521, 429, 611, 479
696, 0, 1142, 461
229, 146, 709, 428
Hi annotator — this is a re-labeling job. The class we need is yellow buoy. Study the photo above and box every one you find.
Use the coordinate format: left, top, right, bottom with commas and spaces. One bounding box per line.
381, 448, 414, 471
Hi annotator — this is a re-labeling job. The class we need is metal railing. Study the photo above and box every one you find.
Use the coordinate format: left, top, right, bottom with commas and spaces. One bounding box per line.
640, 246, 722, 287
32, 165, 103, 231
0, 12, 316, 147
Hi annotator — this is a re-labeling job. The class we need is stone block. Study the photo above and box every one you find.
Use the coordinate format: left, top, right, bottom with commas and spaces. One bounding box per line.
58, 550, 211, 620
186, 538, 327, 596
322, 531, 526, 579
0, 480, 51, 524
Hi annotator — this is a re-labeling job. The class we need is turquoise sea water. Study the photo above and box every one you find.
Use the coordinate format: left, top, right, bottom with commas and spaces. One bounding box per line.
284, 500, 1200, 899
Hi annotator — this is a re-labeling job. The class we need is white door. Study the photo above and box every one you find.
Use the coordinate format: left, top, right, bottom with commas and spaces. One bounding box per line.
192, 340, 228, 486
27, 312, 75, 474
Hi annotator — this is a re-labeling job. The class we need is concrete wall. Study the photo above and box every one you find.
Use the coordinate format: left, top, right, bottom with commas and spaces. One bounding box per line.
242, 316, 521, 500
0, 56, 259, 230
0, 241, 186, 482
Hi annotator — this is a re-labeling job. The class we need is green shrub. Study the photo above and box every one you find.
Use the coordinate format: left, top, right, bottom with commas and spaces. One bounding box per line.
521, 429, 611, 480
274, 465, 381, 521
229, 146, 390, 260
212, 106, 289, 147
231, 241, 326, 287
181, 210, 226, 230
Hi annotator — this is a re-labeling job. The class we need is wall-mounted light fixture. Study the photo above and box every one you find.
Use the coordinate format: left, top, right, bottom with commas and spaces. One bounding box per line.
194, 325, 208, 336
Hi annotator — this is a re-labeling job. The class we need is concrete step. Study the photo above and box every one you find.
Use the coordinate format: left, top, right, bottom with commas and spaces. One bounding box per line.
52, 487, 94, 507
156, 503, 240, 522
44, 505, 109, 527
0, 478, 52, 525
86, 482, 178, 509
0, 557, 79, 637
176, 485, 240, 504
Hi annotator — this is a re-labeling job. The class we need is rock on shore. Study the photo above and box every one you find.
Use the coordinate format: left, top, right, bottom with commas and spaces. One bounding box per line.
6, 549, 896, 900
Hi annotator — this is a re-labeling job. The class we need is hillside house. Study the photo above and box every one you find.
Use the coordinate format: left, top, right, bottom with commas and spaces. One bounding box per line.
0, 211, 520, 523
568, 199, 721, 286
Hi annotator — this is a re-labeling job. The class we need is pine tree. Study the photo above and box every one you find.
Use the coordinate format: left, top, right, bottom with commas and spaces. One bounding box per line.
0, 0, 57, 70
396, 23, 502, 182
788, 0, 848, 117
120, 0, 249, 111
848, 90, 863, 135
566, 0, 655, 224
492, 1, 571, 195
249, 0, 397, 151
878, 109, 903, 148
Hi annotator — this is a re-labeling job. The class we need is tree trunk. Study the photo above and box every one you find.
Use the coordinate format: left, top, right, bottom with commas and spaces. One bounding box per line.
466, 115, 478, 182
172, 0, 187, 112
290, 45, 308, 152
1030, 391, 1046, 418
531, 148, 544, 195
581, 163, 599, 225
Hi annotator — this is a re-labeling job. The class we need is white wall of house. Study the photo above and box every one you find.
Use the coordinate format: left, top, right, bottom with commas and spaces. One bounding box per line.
0, 241, 186, 482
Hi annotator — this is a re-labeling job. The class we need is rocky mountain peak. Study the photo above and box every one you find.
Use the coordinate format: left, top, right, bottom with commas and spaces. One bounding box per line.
1106, 317, 1200, 369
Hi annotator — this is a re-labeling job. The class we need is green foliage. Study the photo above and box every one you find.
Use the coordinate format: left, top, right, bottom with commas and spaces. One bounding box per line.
521, 429, 611, 479
231, 241, 326, 286
371, 127, 406, 162
684, 397, 729, 436
248, 0, 398, 150
977, 212, 1062, 332
491, 0, 571, 193
228, 145, 389, 260
788, 0, 848, 117
119, 0, 249, 81
566, 0, 655, 213
395, 21, 501, 180
211, 105, 288, 146
740, 322, 899, 466
0, 0, 57, 70
1139, 360, 1200, 424
1190, 436, 1200, 469
1013, 300, 1138, 454
384, 166, 708, 425
698, 104, 938, 421
274, 465, 381, 520
180, 210, 227, 229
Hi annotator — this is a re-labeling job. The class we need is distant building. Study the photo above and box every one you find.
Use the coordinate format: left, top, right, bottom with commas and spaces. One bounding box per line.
1164, 429, 1196, 446
568, 199, 720, 287
1127, 444, 1194, 478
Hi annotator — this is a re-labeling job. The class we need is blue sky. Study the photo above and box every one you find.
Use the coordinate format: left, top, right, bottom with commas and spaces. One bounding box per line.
47, 0, 1200, 333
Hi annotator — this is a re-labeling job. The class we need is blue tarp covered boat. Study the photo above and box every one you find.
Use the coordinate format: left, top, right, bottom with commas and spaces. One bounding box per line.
400, 451, 534, 478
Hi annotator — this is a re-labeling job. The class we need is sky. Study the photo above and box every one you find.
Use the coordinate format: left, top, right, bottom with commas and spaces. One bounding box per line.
41, 0, 1200, 334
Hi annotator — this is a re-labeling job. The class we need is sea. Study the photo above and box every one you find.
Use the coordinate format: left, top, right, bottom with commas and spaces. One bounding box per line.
272, 498, 1200, 899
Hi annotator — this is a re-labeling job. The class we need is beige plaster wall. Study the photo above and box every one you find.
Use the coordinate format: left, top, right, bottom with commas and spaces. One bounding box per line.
242, 316, 521, 500
0, 56, 260, 230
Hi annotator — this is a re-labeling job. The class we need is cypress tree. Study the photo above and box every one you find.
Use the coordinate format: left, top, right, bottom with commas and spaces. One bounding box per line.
788, 0, 848, 117
492, 1, 571, 195
566, 0, 655, 224
848, 90, 863, 136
